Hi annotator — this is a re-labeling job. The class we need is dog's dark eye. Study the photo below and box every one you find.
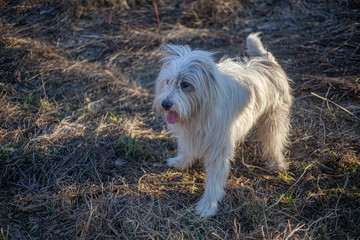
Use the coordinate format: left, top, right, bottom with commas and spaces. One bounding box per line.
180, 81, 190, 89
166, 79, 169, 85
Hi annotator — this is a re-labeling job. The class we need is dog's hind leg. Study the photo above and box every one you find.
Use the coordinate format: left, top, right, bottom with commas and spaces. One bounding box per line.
256, 106, 291, 172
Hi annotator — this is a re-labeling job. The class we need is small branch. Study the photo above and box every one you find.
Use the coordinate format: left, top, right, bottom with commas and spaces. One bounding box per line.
288, 163, 313, 192
152, 0, 160, 28
241, 158, 273, 174
311, 92, 359, 121
334, 174, 349, 230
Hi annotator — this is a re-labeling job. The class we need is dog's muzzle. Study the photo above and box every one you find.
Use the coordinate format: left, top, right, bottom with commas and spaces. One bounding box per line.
161, 99, 173, 110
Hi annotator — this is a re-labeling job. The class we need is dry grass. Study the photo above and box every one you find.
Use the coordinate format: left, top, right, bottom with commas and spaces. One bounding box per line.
1, 0, 359, 239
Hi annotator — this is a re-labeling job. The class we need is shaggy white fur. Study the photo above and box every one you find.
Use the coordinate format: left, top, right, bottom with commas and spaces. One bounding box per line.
153, 33, 293, 217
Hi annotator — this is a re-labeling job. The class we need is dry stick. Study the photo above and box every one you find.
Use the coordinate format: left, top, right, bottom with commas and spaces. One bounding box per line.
81, 196, 95, 239
334, 174, 349, 230
308, 211, 335, 229
19, 203, 46, 213
241, 157, 273, 174
152, 0, 160, 28
262, 207, 269, 237
261, 226, 266, 240
107, 222, 122, 238
311, 92, 360, 121
285, 223, 306, 240
211, 232, 224, 240
269, 163, 313, 209
288, 163, 313, 192
234, 219, 241, 240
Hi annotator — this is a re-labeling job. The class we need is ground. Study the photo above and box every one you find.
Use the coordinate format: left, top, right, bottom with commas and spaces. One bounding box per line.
0, 0, 359, 239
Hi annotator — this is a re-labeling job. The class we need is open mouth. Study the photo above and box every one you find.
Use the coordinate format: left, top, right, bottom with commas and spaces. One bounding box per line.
166, 110, 178, 124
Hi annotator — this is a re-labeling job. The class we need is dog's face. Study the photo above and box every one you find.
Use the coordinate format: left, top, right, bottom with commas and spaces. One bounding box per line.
153, 44, 219, 124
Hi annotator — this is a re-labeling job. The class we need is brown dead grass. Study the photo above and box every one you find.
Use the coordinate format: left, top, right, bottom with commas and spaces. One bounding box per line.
1, 0, 359, 239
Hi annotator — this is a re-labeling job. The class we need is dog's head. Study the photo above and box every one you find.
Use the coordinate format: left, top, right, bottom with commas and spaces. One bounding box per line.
153, 44, 220, 125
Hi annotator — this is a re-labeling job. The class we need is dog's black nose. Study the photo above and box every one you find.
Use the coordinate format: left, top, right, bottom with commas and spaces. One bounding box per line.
161, 99, 173, 110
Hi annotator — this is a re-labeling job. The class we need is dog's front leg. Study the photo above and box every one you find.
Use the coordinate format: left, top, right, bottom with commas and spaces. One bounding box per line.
167, 137, 197, 170
167, 152, 194, 171
195, 148, 231, 217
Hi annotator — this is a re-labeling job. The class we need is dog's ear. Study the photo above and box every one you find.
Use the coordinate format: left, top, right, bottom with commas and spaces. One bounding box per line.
162, 44, 191, 57
192, 58, 218, 84
160, 44, 191, 63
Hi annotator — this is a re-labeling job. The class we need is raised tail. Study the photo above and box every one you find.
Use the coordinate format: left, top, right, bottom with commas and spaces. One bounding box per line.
246, 32, 276, 62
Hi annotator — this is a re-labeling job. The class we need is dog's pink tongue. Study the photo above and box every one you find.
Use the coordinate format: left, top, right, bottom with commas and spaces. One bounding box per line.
166, 111, 178, 124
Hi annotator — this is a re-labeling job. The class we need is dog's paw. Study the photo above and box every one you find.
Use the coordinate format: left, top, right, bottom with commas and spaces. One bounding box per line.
166, 156, 184, 170
276, 161, 288, 172
267, 158, 288, 173
194, 197, 218, 217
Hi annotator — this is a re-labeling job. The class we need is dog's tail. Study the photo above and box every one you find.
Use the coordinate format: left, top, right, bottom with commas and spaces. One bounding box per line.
246, 32, 276, 62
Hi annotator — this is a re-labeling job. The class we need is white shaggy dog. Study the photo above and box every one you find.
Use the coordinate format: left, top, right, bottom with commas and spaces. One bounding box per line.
153, 33, 293, 217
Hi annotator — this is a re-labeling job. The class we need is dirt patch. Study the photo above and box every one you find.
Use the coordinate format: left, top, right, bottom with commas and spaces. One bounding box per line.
1, 0, 359, 239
